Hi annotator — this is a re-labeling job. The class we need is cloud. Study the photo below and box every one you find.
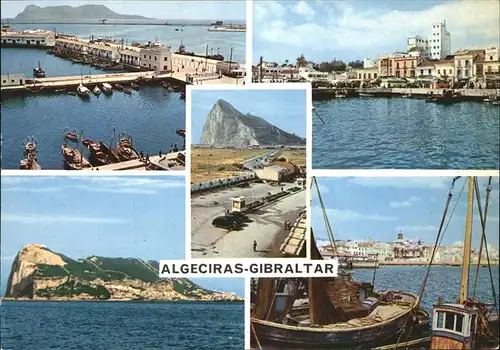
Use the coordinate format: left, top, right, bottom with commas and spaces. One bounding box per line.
396, 225, 437, 232
292, 1, 315, 20
1, 213, 128, 224
390, 196, 420, 208
254, 0, 500, 60
321, 207, 398, 222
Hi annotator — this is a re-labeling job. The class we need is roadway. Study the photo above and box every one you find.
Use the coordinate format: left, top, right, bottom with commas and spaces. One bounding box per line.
191, 182, 306, 258
241, 150, 279, 170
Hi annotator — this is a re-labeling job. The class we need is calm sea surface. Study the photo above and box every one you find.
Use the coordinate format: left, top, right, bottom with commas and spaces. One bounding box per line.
352, 266, 500, 312
312, 98, 500, 169
0, 301, 244, 349
1, 86, 185, 169
1, 24, 245, 78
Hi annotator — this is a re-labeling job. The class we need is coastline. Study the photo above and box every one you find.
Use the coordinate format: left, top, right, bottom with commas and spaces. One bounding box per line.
1, 297, 244, 302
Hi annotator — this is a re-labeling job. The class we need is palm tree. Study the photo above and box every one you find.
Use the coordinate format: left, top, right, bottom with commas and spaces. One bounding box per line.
285, 59, 289, 67
296, 54, 307, 68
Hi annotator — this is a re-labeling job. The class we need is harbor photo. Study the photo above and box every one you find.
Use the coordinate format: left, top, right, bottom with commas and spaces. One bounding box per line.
252, 1, 500, 169
190, 86, 308, 258
1, 1, 247, 170
250, 176, 499, 349
0, 175, 244, 349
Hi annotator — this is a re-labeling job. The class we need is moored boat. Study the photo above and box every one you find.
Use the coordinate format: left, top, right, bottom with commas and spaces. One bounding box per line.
115, 83, 124, 91
61, 144, 91, 170
114, 133, 139, 162
64, 128, 78, 142
101, 83, 113, 95
82, 137, 94, 146
76, 84, 91, 99
93, 86, 101, 95
131, 83, 140, 90
87, 141, 111, 166
33, 61, 45, 78
19, 137, 41, 170
123, 88, 132, 94
176, 128, 186, 138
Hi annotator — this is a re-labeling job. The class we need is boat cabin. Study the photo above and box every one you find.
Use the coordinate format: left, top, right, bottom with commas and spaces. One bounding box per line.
431, 303, 478, 349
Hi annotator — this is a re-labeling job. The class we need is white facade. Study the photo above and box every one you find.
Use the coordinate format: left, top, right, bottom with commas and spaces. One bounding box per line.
363, 58, 377, 68
434, 61, 454, 79
298, 67, 328, 82
119, 49, 141, 67
1, 30, 55, 47
87, 43, 120, 60
1, 73, 26, 86
140, 45, 172, 73
454, 52, 474, 80
418, 63, 436, 77
485, 47, 499, 62
407, 35, 429, 57
430, 21, 451, 60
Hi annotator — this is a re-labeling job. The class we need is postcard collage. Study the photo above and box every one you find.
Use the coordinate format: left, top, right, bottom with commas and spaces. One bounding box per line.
1, 1, 499, 349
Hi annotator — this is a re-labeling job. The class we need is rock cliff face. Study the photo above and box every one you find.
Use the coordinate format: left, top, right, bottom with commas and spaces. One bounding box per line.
200, 99, 306, 147
4, 244, 241, 301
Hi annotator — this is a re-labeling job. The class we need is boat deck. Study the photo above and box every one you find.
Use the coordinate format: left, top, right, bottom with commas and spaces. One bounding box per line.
82, 152, 185, 171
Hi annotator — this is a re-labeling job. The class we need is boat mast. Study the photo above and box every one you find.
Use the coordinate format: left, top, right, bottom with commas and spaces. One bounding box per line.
459, 176, 474, 303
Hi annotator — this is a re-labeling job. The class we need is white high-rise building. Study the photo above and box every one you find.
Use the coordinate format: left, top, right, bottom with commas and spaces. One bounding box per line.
430, 21, 451, 60
407, 35, 430, 58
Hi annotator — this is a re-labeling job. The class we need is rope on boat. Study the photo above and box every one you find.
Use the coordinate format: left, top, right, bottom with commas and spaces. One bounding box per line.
392, 176, 463, 350
250, 320, 263, 350
472, 177, 498, 315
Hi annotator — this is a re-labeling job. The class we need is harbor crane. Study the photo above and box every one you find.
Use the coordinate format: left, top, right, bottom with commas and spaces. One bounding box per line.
99, 19, 107, 24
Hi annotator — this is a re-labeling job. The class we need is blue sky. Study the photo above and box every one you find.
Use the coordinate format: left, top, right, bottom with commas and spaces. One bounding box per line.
253, 0, 500, 63
0, 176, 242, 297
1, 1, 246, 21
312, 177, 500, 248
191, 89, 307, 143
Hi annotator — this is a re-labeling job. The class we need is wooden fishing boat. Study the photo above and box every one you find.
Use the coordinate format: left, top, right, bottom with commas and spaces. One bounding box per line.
115, 83, 124, 91
114, 134, 139, 162
76, 84, 91, 99
131, 82, 140, 90
61, 144, 91, 170
101, 83, 113, 95
102, 64, 123, 71
19, 137, 41, 170
33, 61, 45, 78
64, 128, 78, 142
87, 141, 111, 166
176, 128, 186, 138
427, 177, 499, 350
123, 88, 132, 94
93, 86, 101, 95
82, 137, 94, 146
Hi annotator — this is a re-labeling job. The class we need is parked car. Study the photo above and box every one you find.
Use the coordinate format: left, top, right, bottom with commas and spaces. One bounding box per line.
228, 211, 251, 223
212, 216, 241, 230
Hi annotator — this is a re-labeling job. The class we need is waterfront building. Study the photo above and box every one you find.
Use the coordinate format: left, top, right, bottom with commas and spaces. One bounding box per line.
118, 48, 141, 68
417, 62, 436, 78
454, 49, 484, 80
1, 29, 55, 47
393, 232, 424, 259
171, 54, 218, 74
433, 59, 455, 80
407, 35, 430, 58
484, 47, 500, 75
87, 41, 120, 61
393, 56, 422, 78
216, 61, 245, 78
298, 65, 328, 82
430, 21, 451, 60
140, 44, 172, 73
55, 37, 88, 53
363, 58, 377, 68
1, 73, 25, 86
354, 67, 378, 81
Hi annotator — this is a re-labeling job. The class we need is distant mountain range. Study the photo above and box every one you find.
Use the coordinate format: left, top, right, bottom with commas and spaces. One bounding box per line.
201, 99, 306, 147
13, 5, 152, 21
3, 244, 241, 301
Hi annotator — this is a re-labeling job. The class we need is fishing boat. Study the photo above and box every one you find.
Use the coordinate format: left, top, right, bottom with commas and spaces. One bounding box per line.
123, 88, 132, 94
131, 82, 140, 90
114, 133, 139, 162
61, 144, 91, 170
93, 86, 101, 95
115, 83, 124, 91
81, 137, 94, 146
359, 92, 377, 97
335, 93, 347, 98
87, 141, 110, 166
250, 178, 429, 349
64, 128, 78, 142
33, 61, 46, 78
19, 137, 41, 170
76, 84, 91, 98
102, 64, 123, 71
101, 83, 113, 95
176, 129, 186, 138
435, 90, 462, 104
